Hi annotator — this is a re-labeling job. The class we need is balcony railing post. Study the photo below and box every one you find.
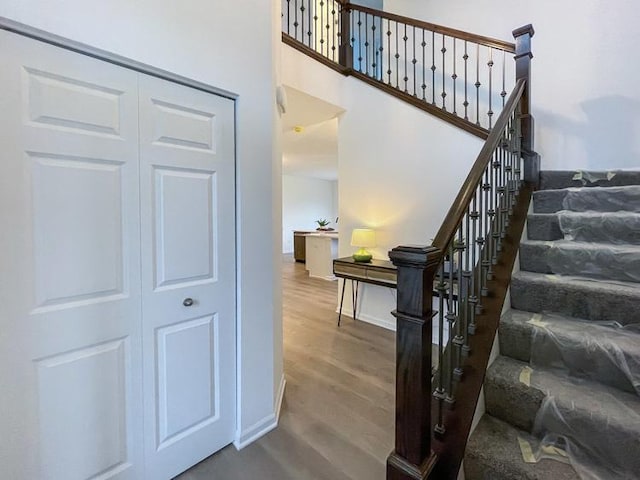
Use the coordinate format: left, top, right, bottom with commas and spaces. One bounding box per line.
512, 24, 539, 186
339, 1, 353, 69
387, 245, 441, 480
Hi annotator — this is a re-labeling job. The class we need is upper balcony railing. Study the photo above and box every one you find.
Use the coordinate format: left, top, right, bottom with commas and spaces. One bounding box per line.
282, 0, 518, 138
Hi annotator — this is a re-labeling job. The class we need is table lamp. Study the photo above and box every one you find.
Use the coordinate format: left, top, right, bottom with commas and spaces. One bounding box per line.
351, 228, 376, 262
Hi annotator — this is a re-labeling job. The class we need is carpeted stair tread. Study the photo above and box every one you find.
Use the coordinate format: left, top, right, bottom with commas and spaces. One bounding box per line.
465, 415, 579, 480
533, 185, 640, 213
499, 309, 640, 394
484, 356, 640, 441
510, 271, 640, 325
527, 211, 640, 244
519, 240, 640, 283
539, 170, 640, 190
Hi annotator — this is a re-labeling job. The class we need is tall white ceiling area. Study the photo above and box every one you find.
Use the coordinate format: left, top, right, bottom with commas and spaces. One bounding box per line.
281, 85, 343, 180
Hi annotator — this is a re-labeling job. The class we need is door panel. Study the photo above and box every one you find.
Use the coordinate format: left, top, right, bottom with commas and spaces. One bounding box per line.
139, 75, 236, 479
154, 167, 216, 288
0, 31, 143, 480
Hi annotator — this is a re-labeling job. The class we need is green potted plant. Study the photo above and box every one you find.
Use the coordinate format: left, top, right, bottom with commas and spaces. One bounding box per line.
315, 219, 334, 231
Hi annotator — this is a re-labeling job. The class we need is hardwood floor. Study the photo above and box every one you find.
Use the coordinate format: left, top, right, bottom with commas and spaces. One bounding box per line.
176, 255, 396, 480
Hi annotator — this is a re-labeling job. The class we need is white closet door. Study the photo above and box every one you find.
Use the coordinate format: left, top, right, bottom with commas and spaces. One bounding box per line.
138, 75, 236, 479
0, 31, 143, 480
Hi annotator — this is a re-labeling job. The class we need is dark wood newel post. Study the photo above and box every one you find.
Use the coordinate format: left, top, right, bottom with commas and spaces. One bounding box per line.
387, 245, 441, 480
512, 24, 539, 186
339, 1, 353, 70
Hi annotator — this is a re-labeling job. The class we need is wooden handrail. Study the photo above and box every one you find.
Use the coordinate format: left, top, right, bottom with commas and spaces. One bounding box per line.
432, 78, 526, 250
347, 4, 516, 53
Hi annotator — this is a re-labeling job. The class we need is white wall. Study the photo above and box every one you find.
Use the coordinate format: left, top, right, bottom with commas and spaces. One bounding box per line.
283, 44, 483, 329
0, 0, 282, 447
282, 175, 338, 253
385, 0, 640, 171
338, 75, 482, 329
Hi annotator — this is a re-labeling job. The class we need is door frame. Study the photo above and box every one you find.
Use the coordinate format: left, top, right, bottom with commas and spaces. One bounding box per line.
0, 15, 246, 464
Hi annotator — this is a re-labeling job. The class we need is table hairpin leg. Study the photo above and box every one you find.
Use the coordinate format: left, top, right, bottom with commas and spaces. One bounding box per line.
337, 279, 360, 326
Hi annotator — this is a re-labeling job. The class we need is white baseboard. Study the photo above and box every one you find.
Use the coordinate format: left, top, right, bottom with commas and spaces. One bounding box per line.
275, 374, 286, 422
233, 373, 286, 450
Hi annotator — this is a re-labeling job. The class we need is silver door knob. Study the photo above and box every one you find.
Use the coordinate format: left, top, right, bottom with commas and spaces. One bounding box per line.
183, 298, 194, 307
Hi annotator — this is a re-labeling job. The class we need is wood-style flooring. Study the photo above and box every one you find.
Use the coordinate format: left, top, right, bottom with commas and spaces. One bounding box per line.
176, 255, 395, 480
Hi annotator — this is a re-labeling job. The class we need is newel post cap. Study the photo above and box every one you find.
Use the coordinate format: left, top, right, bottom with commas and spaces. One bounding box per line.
389, 245, 442, 269
513, 24, 535, 39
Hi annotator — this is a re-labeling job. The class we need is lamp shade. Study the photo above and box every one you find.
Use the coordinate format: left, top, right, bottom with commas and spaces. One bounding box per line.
350, 228, 376, 248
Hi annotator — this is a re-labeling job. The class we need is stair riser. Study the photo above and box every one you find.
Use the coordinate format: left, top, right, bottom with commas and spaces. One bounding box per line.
499, 319, 637, 394
519, 242, 640, 283
540, 170, 640, 190
527, 213, 640, 244
510, 276, 639, 325
533, 188, 640, 213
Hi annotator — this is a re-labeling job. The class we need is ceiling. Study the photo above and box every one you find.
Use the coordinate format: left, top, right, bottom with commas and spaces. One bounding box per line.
281, 85, 343, 181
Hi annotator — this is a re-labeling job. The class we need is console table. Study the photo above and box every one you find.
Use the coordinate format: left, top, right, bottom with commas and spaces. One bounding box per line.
333, 257, 396, 326
332, 256, 458, 326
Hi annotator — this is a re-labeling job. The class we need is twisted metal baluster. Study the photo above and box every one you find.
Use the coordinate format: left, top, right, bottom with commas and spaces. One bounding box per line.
481, 167, 491, 295
294, 0, 299, 39
453, 224, 465, 381
331, 4, 336, 60
445, 241, 456, 406
462, 204, 472, 355
434, 260, 447, 436
395, 21, 400, 88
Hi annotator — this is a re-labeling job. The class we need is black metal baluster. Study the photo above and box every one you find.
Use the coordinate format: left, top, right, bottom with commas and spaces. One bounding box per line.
294, 0, 299, 39
501, 50, 507, 108
314, 3, 319, 50
395, 22, 399, 88
469, 189, 479, 334
387, 20, 392, 85
357, 11, 362, 72
301, 0, 305, 46
475, 44, 481, 126
453, 224, 464, 380
431, 31, 436, 105
364, 13, 369, 75
452, 38, 457, 115
488, 48, 494, 129
403, 24, 408, 93
489, 153, 500, 273
324, 2, 333, 58
445, 241, 456, 406
286, 0, 291, 36
371, 17, 378, 79
421, 29, 427, 100
309, 0, 313, 49
441, 34, 447, 110
412, 26, 417, 96
320, 0, 325, 56
331, 3, 336, 60
481, 167, 491, 296
377, 17, 384, 81
463, 41, 469, 121
462, 205, 471, 356
434, 261, 447, 436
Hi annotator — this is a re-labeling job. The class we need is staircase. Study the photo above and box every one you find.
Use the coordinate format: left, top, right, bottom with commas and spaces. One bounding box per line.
465, 171, 640, 479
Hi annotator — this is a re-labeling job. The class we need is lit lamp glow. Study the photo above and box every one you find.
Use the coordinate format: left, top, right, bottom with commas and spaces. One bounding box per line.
351, 228, 376, 262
